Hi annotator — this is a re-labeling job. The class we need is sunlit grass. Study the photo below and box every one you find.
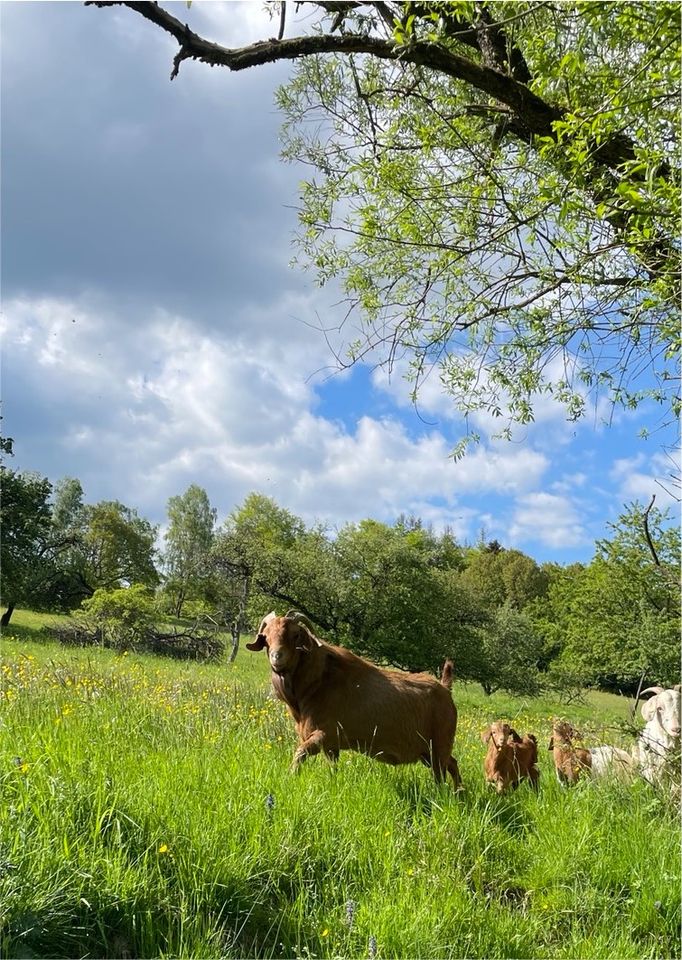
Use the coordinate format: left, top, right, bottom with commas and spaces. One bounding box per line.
0, 614, 678, 958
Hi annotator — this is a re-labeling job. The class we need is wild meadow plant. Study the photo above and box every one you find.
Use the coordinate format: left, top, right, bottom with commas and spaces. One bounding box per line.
0, 612, 679, 959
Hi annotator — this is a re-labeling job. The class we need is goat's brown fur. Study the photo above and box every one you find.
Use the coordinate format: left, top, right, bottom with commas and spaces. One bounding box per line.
247, 615, 462, 788
548, 719, 592, 785
481, 721, 539, 793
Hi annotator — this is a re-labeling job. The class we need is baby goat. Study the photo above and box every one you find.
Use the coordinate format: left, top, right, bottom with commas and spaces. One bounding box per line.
548, 719, 592, 785
481, 721, 539, 793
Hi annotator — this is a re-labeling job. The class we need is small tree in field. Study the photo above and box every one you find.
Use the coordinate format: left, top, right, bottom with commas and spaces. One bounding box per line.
541, 502, 680, 690
82, 583, 157, 649
163, 484, 217, 617
0, 469, 53, 625
466, 602, 544, 696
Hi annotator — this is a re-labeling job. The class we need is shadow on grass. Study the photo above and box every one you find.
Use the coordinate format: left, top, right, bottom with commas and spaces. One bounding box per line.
2, 878, 330, 960
2, 788, 331, 960
1, 624, 55, 646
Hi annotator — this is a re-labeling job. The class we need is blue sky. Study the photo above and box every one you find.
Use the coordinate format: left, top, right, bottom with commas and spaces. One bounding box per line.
2, 2, 678, 564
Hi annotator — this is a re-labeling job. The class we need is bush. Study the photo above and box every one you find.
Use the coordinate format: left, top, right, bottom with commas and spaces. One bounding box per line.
47, 585, 226, 661
82, 584, 157, 648
467, 602, 544, 696
543, 660, 589, 704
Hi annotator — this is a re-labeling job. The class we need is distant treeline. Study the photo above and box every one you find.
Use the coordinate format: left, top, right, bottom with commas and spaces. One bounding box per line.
1, 469, 679, 695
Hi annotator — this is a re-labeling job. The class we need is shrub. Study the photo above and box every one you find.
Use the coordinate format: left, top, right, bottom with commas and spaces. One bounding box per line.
47, 585, 225, 661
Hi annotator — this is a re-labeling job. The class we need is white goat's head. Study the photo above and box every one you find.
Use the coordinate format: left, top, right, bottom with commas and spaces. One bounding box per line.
640, 686, 681, 741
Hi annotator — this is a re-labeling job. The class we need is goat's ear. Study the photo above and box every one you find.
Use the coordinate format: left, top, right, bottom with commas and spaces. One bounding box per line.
509, 727, 522, 743
481, 727, 492, 744
548, 737, 554, 751
640, 698, 657, 721
297, 623, 322, 651
246, 634, 267, 652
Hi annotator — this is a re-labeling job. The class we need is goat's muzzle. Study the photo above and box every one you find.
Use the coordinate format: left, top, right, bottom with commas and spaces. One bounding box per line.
269, 650, 286, 671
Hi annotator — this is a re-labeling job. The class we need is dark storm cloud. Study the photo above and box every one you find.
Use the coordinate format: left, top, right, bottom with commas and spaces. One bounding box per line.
1, 2, 303, 324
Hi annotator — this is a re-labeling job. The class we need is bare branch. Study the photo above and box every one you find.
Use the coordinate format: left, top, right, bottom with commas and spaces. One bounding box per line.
642, 494, 660, 567
87, 1, 655, 177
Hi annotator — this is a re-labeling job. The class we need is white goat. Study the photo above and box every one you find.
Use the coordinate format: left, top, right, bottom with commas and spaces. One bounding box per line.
631, 685, 681, 784
589, 745, 636, 780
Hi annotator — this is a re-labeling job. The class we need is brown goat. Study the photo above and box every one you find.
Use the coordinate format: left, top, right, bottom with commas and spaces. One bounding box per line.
247, 611, 462, 788
481, 721, 540, 793
548, 719, 592, 785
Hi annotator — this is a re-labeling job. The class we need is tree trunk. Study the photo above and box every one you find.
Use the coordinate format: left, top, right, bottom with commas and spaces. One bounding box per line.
228, 573, 250, 663
1, 604, 15, 627
229, 621, 240, 663
174, 589, 185, 619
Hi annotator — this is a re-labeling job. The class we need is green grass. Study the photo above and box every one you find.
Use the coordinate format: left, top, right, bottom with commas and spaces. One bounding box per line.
0, 610, 679, 959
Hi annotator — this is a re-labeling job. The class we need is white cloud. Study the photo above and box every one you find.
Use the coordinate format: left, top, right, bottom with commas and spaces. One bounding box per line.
551, 472, 587, 494
3, 294, 552, 546
507, 492, 589, 550
371, 350, 612, 450
610, 453, 679, 509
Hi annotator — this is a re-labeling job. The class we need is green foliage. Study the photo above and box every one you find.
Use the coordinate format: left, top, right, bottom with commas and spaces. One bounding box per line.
536, 503, 680, 689
81, 500, 159, 592
466, 601, 544, 696
51, 477, 85, 536
81, 583, 157, 648
1, 471, 160, 617
163, 484, 217, 616
332, 519, 466, 671
0, 468, 53, 613
461, 546, 549, 610
276, 1, 680, 438
49, 587, 226, 661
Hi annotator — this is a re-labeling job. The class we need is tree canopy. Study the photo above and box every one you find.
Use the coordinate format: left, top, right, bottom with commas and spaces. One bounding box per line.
163, 484, 217, 616
89, 0, 680, 450
2, 457, 678, 690
0, 469, 53, 622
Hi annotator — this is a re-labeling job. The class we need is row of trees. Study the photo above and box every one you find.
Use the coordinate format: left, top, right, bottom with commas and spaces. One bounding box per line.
1, 472, 158, 625
2, 462, 678, 694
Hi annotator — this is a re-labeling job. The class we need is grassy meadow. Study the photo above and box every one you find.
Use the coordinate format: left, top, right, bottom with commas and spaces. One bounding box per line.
0, 610, 679, 960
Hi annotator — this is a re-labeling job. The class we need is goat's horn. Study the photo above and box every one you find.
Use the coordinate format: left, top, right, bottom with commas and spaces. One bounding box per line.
673, 685, 681, 692
284, 610, 314, 630
258, 611, 277, 634
640, 686, 664, 697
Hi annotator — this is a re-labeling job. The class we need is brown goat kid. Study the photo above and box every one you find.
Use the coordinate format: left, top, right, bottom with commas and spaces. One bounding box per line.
549, 720, 592, 785
481, 721, 540, 793
247, 611, 462, 789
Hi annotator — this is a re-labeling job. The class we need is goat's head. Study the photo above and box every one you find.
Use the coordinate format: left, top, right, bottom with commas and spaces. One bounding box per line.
640, 687, 681, 739
549, 719, 581, 750
246, 611, 320, 674
481, 721, 522, 749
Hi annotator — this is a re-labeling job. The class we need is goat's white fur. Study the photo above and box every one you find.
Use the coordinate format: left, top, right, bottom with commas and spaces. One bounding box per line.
589, 745, 635, 779
632, 687, 681, 784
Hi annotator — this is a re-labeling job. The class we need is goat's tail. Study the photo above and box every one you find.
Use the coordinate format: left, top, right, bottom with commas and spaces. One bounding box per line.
440, 659, 454, 691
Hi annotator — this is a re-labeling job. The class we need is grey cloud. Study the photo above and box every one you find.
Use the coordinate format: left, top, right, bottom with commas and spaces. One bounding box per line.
2, 3, 306, 323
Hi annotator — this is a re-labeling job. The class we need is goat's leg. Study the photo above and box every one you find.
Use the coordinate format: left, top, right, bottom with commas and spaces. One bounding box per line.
291, 729, 326, 773
446, 755, 463, 791
529, 768, 540, 791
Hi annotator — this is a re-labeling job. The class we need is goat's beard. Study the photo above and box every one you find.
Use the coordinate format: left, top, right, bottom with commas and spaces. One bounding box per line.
271, 669, 293, 701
